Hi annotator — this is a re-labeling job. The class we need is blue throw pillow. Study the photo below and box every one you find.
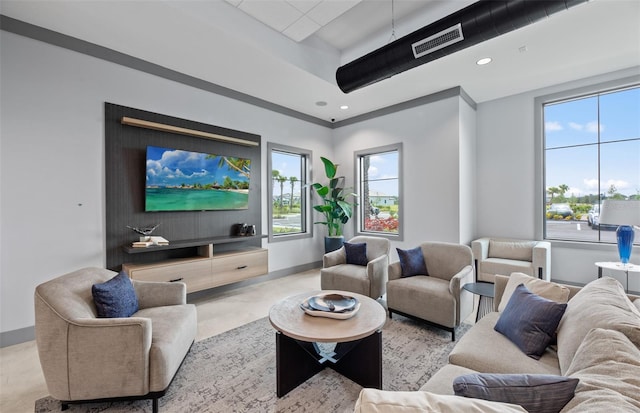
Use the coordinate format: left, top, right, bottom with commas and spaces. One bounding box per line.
397, 247, 427, 277
453, 373, 579, 413
494, 284, 567, 359
344, 242, 368, 266
92, 272, 139, 318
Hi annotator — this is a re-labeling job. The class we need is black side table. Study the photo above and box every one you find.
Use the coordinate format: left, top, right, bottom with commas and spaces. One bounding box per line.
462, 282, 495, 321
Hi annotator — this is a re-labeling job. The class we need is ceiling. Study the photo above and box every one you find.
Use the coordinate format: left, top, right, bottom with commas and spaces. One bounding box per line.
1, 0, 639, 123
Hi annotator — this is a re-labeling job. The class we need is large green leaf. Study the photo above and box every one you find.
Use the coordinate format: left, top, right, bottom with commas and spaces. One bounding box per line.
321, 157, 337, 179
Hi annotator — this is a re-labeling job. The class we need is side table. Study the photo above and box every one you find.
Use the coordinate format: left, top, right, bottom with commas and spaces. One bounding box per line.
595, 262, 640, 293
462, 282, 495, 322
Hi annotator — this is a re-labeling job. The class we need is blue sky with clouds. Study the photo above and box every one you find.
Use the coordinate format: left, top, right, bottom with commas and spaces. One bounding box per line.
146, 146, 250, 187
544, 86, 639, 198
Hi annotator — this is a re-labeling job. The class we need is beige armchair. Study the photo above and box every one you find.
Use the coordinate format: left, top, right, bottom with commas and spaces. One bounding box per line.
471, 237, 551, 282
387, 242, 474, 340
320, 236, 391, 299
34, 267, 197, 412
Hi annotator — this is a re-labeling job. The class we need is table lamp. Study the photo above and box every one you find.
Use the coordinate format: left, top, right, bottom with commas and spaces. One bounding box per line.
598, 200, 640, 264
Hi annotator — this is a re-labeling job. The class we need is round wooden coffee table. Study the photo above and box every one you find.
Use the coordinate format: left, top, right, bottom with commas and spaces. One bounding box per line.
269, 290, 386, 397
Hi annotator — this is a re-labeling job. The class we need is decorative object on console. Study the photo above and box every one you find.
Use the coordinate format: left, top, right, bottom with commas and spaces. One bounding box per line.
309, 157, 357, 253
598, 200, 640, 264
127, 223, 160, 236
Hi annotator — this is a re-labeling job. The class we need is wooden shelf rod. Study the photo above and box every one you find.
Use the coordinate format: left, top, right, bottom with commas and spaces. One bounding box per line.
121, 116, 259, 147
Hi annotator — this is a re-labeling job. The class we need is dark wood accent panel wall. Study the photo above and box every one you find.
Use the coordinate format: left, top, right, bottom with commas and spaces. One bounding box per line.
105, 103, 262, 270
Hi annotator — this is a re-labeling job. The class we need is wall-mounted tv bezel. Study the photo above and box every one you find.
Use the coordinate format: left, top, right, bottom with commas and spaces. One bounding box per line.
145, 145, 251, 212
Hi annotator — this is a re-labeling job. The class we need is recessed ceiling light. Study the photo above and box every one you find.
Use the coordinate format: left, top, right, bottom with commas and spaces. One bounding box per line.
315, 101, 327, 107
476, 57, 492, 65
340, 105, 349, 110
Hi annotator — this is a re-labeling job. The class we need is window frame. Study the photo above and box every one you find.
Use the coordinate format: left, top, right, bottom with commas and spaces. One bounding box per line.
535, 77, 640, 245
354, 143, 404, 241
267, 142, 312, 243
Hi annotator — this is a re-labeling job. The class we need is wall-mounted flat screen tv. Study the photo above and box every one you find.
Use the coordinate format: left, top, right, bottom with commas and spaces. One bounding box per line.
145, 145, 251, 211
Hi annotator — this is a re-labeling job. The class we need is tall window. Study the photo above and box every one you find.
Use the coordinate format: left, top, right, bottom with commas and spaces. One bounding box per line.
267, 143, 311, 242
543, 85, 639, 244
355, 143, 402, 239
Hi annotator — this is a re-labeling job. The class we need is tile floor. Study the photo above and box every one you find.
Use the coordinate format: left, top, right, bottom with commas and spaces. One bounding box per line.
0, 269, 321, 413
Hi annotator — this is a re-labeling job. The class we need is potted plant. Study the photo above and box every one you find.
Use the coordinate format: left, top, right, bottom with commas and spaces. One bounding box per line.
310, 157, 358, 252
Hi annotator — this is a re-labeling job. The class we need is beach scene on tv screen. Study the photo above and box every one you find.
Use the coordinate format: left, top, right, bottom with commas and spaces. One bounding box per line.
145, 146, 251, 211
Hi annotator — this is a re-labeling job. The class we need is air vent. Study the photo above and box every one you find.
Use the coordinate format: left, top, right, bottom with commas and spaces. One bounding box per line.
411, 23, 464, 59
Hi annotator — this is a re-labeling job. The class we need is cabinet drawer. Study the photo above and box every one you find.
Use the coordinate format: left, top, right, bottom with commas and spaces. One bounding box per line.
212, 249, 268, 286
126, 259, 212, 293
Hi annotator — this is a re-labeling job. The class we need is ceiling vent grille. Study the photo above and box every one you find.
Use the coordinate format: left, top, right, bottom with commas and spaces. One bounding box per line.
412, 23, 464, 59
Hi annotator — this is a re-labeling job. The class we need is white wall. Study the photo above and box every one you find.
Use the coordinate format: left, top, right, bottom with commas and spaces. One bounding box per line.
475, 67, 640, 288
0, 32, 333, 334
333, 95, 475, 262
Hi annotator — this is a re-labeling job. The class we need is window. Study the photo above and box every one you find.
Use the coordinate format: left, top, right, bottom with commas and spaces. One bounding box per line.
267, 143, 312, 242
543, 84, 639, 244
355, 143, 403, 239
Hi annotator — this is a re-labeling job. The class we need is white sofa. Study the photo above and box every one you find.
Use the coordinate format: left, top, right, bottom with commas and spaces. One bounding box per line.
354, 274, 640, 413
472, 237, 551, 282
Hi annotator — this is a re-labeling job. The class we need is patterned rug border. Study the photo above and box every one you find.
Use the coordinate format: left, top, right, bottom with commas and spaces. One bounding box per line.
35, 315, 471, 412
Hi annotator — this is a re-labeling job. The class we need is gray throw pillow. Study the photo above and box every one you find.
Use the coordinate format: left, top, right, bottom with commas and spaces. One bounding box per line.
453, 373, 579, 413
494, 284, 567, 359
396, 246, 427, 277
344, 242, 368, 266
92, 272, 139, 318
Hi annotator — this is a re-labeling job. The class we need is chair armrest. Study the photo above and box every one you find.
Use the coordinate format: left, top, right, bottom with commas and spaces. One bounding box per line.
366, 254, 388, 281
532, 241, 551, 280
448, 265, 474, 296
471, 238, 490, 261
388, 261, 402, 281
493, 274, 510, 311
65, 317, 153, 397
133, 280, 186, 309
323, 247, 346, 268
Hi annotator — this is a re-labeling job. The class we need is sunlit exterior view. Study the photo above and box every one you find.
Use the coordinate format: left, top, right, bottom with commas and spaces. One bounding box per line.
270, 148, 308, 236
357, 147, 400, 236
543, 85, 639, 244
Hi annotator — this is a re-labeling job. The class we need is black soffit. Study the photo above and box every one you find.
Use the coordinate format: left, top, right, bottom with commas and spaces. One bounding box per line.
336, 0, 589, 94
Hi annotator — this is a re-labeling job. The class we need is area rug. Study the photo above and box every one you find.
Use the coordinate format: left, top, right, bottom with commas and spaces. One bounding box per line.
35, 316, 470, 412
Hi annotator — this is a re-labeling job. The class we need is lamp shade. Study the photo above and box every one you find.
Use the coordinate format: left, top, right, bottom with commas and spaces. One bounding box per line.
598, 200, 640, 226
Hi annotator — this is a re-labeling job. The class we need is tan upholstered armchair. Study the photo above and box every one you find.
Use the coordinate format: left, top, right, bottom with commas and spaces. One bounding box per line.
471, 237, 551, 282
34, 267, 197, 412
320, 236, 391, 299
387, 242, 474, 340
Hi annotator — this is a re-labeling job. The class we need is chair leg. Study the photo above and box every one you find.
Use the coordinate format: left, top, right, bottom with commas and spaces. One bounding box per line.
451, 328, 456, 342
388, 310, 393, 319
152, 397, 159, 413
61, 402, 69, 411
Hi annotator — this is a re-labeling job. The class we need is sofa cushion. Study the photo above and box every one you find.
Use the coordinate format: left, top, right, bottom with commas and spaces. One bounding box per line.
495, 285, 567, 360
488, 240, 535, 261
562, 328, 640, 412
556, 277, 640, 374
453, 373, 578, 413
634, 298, 640, 312
481, 259, 534, 280
344, 242, 368, 266
420, 364, 478, 395
397, 246, 428, 277
92, 272, 139, 318
448, 312, 561, 376
498, 272, 570, 312
354, 389, 527, 413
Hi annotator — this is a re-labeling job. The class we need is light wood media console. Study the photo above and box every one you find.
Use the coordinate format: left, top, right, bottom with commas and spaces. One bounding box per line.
122, 237, 268, 294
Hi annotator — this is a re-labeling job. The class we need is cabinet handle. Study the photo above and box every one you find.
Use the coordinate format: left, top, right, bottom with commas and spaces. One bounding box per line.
169, 277, 184, 282
237, 265, 248, 270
